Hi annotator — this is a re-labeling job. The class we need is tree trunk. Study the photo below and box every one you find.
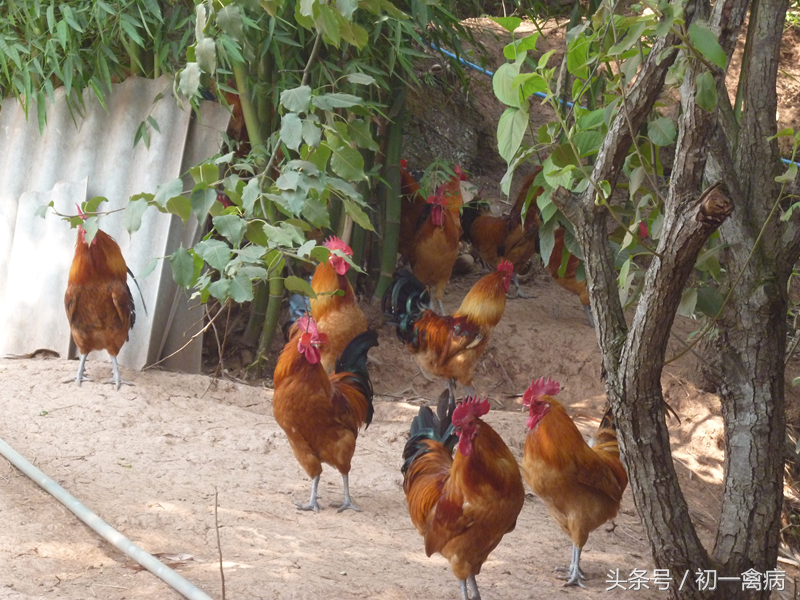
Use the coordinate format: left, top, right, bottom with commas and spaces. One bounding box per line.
703, 0, 794, 593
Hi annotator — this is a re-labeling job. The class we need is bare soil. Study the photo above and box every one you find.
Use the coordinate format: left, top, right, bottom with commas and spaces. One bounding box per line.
2, 14, 800, 600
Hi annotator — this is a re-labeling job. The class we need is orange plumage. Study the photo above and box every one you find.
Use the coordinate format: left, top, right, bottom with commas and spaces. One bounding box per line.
462, 168, 543, 298
402, 398, 524, 598
521, 377, 627, 587
309, 237, 368, 373
383, 262, 513, 409
547, 227, 593, 325
398, 162, 466, 313
273, 316, 378, 512
64, 225, 135, 390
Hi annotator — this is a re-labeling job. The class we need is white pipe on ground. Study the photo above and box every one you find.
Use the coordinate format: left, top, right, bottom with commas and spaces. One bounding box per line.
0, 437, 216, 600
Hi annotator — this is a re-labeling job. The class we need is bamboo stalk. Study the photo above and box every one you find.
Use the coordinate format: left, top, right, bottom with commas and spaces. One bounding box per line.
373, 86, 406, 300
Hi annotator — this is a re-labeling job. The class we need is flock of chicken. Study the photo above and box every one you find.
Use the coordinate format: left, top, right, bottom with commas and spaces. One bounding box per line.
61, 164, 628, 599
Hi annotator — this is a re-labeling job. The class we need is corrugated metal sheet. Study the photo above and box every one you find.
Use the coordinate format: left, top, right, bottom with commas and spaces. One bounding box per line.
0, 77, 231, 373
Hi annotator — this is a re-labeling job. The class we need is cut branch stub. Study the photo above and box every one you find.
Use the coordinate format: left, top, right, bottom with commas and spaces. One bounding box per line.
695, 182, 734, 227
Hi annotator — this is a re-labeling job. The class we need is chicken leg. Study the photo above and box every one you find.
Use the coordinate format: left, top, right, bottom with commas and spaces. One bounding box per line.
508, 273, 532, 299
459, 574, 482, 600
334, 474, 361, 512
556, 544, 586, 587
296, 475, 321, 512
105, 356, 133, 390
72, 354, 91, 386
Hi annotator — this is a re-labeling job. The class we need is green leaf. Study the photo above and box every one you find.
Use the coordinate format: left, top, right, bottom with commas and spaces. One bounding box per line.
154, 178, 184, 207
212, 214, 247, 246
678, 287, 698, 318
648, 116, 677, 146
497, 106, 528, 163
170, 246, 195, 287
504, 32, 539, 60
166, 195, 192, 222
776, 163, 798, 184
84, 196, 108, 214
123, 197, 148, 233
492, 16, 523, 33
312, 93, 364, 110
242, 178, 261, 216
492, 62, 522, 108
573, 131, 604, 157
35, 201, 54, 219
191, 188, 217, 221
346, 73, 375, 85
196, 38, 216, 75
262, 223, 295, 247
281, 86, 312, 113
347, 119, 379, 151
329, 145, 366, 180
696, 286, 724, 318
302, 196, 331, 228
302, 119, 322, 148
81, 217, 100, 246
576, 107, 608, 130
195, 239, 232, 271
284, 275, 317, 298
336, 0, 358, 19
208, 278, 230, 301
341, 197, 374, 231
229, 272, 254, 303
191, 163, 219, 186
140, 257, 159, 280
245, 220, 270, 246
608, 20, 647, 56
179, 62, 201, 98
566, 36, 591, 79
695, 71, 718, 112
688, 22, 727, 70
281, 113, 303, 151
317, 4, 341, 46
217, 4, 244, 39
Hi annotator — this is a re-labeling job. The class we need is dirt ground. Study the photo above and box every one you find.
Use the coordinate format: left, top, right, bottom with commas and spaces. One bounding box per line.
1, 271, 735, 600
3, 12, 800, 600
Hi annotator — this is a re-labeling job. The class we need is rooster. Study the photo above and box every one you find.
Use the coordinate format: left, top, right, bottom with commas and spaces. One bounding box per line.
461, 168, 543, 298
521, 377, 627, 587
382, 262, 512, 412
64, 219, 135, 390
399, 161, 466, 313
309, 236, 368, 373
547, 227, 593, 326
273, 315, 378, 512
402, 397, 524, 600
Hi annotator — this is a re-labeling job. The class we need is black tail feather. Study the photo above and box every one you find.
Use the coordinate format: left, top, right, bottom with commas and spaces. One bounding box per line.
460, 199, 491, 242
381, 270, 430, 343
401, 404, 457, 474
335, 330, 379, 427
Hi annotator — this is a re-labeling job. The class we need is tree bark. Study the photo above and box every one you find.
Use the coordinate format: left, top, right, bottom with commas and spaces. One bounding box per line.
703, 0, 794, 594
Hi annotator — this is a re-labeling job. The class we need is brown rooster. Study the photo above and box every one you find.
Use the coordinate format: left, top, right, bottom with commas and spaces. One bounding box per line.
461, 168, 543, 298
64, 220, 135, 390
382, 261, 512, 412
402, 397, 524, 600
522, 377, 627, 587
399, 161, 466, 313
309, 236, 368, 373
273, 315, 378, 512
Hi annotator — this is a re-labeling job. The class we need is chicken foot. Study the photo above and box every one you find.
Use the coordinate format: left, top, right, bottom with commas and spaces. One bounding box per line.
459, 574, 482, 600
507, 274, 533, 299
296, 475, 321, 512
555, 544, 586, 587
65, 354, 92, 386
332, 474, 361, 513
104, 356, 133, 391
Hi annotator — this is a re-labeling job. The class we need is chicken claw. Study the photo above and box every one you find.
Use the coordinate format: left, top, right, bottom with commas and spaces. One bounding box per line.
296, 476, 321, 512
104, 357, 133, 390
64, 354, 92, 386
334, 474, 361, 513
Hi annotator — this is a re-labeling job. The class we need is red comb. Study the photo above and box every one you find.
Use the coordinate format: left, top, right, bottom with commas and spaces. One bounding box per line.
454, 164, 467, 181
498, 260, 513, 274
522, 377, 560, 407
452, 396, 490, 426
400, 159, 408, 169
323, 236, 353, 256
